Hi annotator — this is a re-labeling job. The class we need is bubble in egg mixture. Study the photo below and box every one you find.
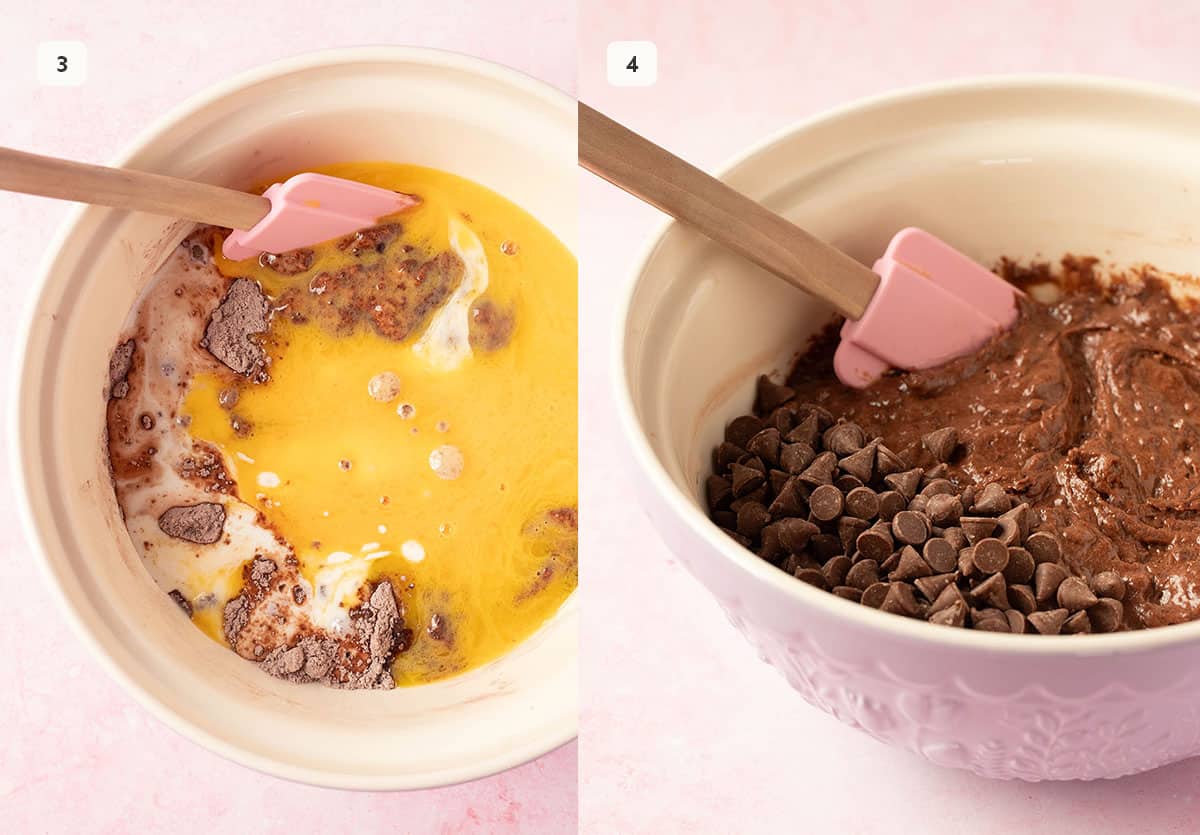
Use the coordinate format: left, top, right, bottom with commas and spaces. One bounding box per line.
397, 403, 415, 419
429, 445, 464, 480
368, 371, 401, 403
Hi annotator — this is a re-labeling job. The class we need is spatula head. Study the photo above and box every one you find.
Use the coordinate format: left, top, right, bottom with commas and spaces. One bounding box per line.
221, 173, 419, 261
834, 228, 1020, 388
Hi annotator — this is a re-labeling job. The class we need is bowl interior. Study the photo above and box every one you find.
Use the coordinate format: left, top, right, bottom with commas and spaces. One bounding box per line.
16, 50, 576, 788
625, 79, 1200, 531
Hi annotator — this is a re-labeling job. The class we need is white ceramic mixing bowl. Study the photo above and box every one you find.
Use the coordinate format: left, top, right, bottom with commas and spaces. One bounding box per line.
12, 47, 577, 790
617, 76, 1200, 780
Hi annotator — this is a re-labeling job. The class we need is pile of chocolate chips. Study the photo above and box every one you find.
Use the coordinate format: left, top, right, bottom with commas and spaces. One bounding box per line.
706, 377, 1129, 634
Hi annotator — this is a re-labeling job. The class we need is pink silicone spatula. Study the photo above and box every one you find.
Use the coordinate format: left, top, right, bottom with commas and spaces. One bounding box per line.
0, 147, 418, 261
579, 103, 1019, 388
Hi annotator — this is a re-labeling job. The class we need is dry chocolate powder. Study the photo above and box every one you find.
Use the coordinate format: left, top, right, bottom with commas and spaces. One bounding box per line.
157, 502, 226, 545
202, 278, 270, 378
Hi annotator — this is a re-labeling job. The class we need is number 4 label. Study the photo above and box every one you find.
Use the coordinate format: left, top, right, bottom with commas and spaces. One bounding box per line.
37, 41, 88, 86
608, 41, 657, 87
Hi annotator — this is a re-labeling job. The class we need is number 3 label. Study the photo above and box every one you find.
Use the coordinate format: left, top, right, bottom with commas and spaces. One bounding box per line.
37, 41, 87, 86
608, 41, 657, 87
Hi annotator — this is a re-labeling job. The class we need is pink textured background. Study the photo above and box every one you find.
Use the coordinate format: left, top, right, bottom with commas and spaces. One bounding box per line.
0, 3, 575, 833
579, 1, 1200, 833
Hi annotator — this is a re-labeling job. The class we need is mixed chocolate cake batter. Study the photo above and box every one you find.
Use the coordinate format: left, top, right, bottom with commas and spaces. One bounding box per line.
709, 257, 1200, 632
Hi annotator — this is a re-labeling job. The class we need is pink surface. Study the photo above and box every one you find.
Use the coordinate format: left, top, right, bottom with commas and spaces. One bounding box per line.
580, 1, 1200, 833
0, 3, 575, 833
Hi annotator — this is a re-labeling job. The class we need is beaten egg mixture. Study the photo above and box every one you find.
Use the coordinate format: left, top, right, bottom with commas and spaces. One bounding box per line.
106, 162, 577, 687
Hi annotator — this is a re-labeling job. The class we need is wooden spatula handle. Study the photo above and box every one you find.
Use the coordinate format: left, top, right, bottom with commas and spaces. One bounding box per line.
0, 147, 271, 231
578, 103, 880, 319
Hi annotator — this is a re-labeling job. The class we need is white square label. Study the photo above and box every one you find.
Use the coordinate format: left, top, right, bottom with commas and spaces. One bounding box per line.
37, 41, 87, 86
607, 41, 657, 87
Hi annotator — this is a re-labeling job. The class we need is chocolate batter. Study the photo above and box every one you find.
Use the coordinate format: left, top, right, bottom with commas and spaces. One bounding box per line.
788, 257, 1200, 629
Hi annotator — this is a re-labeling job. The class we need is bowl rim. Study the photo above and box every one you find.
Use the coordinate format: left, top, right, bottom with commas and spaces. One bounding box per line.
10, 45, 576, 790
613, 72, 1200, 657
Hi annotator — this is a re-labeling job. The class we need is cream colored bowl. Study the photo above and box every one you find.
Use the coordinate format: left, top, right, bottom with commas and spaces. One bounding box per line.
12, 47, 577, 789
617, 76, 1200, 780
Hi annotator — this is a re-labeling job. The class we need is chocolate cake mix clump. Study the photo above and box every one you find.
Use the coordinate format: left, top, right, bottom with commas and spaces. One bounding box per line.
157, 502, 226, 544
709, 258, 1200, 632
202, 278, 271, 378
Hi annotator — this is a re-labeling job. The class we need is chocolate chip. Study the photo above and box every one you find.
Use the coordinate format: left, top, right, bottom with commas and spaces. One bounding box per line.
711, 510, 736, 529
796, 403, 834, 429
1091, 571, 1126, 601
811, 534, 844, 561
1007, 584, 1037, 615
838, 444, 876, 482
721, 528, 752, 548
959, 516, 997, 545
879, 551, 901, 574
908, 494, 930, 514
972, 538, 1009, 574
922, 538, 958, 573
837, 517, 870, 554
780, 443, 817, 474
730, 463, 766, 497
973, 609, 1010, 632
958, 547, 977, 578
941, 526, 968, 551
706, 475, 732, 509
1024, 531, 1062, 564
919, 479, 956, 499
844, 487, 880, 520
892, 545, 933, 581
1088, 598, 1123, 632
1062, 610, 1092, 634
714, 442, 745, 472
823, 555, 853, 587
756, 375, 795, 413
914, 572, 956, 603
925, 493, 962, 526
969, 572, 1008, 609
1057, 576, 1099, 612
777, 517, 819, 553
1003, 547, 1035, 584
972, 482, 1011, 515
834, 474, 864, 493
883, 468, 923, 501
861, 582, 890, 608
736, 503, 771, 538
823, 422, 865, 455
768, 469, 790, 495
875, 444, 906, 477
809, 484, 844, 521
1034, 562, 1069, 606
880, 582, 920, 617
1000, 503, 1032, 541
831, 586, 863, 603
785, 413, 820, 447
768, 408, 794, 434
922, 427, 959, 462
798, 451, 838, 487
767, 478, 807, 518
1028, 608, 1069, 635
922, 463, 949, 483
929, 582, 966, 615
794, 568, 827, 589
746, 428, 782, 467
877, 490, 906, 521
845, 559, 881, 590
1005, 609, 1027, 634
158, 502, 225, 544
929, 599, 967, 627
726, 415, 765, 448
994, 517, 1021, 547
891, 510, 930, 545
